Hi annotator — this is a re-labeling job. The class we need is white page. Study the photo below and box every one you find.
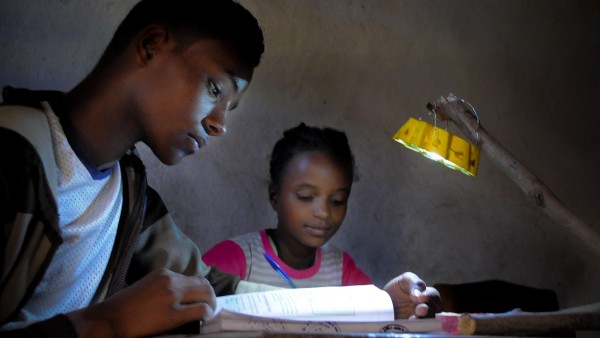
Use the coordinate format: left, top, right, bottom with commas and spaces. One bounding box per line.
217, 284, 394, 322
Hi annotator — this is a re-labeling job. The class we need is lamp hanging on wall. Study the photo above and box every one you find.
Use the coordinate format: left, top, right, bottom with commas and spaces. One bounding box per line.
393, 100, 480, 176
394, 93, 600, 257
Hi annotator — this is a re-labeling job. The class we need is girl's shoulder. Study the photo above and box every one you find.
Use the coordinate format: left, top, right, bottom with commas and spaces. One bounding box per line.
320, 242, 344, 254
228, 229, 266, 247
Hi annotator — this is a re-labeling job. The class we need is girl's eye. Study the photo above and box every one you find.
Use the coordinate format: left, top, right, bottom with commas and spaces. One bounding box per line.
297, 194, 313, 202
331, 198, 347, 206
208, 80, 221, 98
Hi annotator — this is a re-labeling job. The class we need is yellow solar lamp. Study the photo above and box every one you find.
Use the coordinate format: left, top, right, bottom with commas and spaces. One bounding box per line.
393, 117, 480, 176
397, 93, 600, 258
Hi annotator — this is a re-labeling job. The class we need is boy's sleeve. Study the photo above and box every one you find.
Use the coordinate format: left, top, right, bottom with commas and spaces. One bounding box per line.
132, 206, 211, 278
341, 252, 373, 286
235, 280, 283, 294
202, 240, 247, 279
130, 185, 282, 296
0, 315, 78, 338
132, 210, 246, 296
203, 240, 284, 294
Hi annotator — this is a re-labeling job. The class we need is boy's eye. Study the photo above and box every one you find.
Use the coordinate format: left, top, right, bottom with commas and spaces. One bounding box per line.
208, 80, 221, 98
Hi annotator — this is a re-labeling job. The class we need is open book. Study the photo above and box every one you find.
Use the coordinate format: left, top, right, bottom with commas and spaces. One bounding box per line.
200, 284, 442, 334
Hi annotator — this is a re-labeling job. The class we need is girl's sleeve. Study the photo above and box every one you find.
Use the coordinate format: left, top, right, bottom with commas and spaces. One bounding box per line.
341, 252, 373, 286
202, 240, 247, 279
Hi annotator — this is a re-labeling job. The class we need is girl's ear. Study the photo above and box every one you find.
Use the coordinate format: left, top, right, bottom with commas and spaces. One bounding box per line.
268, 185, 278, 209
136, 25, 169, 66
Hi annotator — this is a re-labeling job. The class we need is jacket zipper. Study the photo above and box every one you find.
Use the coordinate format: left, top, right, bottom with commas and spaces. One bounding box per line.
114, 193, 147, 294
107, 175, 148, 297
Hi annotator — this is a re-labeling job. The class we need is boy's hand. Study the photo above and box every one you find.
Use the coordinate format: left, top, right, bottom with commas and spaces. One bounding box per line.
68, 268, 216, 338
383, 272, 442, 319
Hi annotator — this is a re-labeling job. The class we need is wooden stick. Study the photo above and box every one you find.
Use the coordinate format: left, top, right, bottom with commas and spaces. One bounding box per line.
458, 309, 600, 336
430, 94, 600, 257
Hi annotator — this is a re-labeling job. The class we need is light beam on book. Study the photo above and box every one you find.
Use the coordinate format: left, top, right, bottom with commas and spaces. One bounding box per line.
393, 93, 600, 257
200, 284, 442, 335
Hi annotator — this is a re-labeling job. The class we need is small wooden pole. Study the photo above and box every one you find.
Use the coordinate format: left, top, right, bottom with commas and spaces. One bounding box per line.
431, 94, 600, 257
458, 307, 600, 336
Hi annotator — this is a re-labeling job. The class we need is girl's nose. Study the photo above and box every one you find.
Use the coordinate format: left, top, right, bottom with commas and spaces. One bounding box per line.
314, 199, 329, 219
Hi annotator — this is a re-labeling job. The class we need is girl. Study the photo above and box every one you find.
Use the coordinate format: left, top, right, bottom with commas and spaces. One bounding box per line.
203, 123, 371, 287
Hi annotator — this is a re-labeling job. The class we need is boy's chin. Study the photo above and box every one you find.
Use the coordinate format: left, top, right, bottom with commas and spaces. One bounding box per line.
156, 150, 188, 166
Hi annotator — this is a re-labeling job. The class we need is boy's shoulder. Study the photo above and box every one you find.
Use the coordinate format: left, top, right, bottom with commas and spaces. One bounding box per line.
0, 103, 52, 149
0, 86, 61, 143
0, 103, 59, 198
0, 102, 47, 123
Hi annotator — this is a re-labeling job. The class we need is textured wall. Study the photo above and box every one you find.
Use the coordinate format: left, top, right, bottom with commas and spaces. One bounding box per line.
1, 0, 599, 310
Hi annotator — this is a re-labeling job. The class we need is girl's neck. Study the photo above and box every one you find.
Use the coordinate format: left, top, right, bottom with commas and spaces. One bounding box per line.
267, 229, 317, 270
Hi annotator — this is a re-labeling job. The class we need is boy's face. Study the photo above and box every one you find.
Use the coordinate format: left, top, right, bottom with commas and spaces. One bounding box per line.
134, 37, 253, 165
270, 152, 352, 250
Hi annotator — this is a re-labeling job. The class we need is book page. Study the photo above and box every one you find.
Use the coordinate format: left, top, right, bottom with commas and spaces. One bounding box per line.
218, 284, 394, 322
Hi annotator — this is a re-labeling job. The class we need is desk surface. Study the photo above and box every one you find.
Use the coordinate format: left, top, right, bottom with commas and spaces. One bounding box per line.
158, 307, 600, 338
162, 332, 522, 338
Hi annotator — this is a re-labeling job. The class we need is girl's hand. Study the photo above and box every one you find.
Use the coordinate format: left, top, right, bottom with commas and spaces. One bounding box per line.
383, 272, 442, 319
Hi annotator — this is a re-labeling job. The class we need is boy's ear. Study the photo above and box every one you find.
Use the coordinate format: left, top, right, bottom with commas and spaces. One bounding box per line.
268, 185, 278, 209
136, 25, 169, 66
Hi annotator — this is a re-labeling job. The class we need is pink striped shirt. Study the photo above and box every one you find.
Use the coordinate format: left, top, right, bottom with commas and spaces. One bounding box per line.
202, 229, 372, 288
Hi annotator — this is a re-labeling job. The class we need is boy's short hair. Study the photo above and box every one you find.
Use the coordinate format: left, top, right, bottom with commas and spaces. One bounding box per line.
95, 0, 264, 70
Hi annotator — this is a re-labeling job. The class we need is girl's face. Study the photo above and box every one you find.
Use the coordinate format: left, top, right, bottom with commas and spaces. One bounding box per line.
270, 151, 352, 250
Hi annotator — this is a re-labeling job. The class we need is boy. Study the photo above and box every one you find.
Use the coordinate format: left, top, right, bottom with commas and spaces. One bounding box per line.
1, 1, 264, 337
0, 1, 439, 337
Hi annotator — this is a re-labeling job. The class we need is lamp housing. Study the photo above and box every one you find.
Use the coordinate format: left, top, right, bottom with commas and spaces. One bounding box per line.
393, 117, 480, 176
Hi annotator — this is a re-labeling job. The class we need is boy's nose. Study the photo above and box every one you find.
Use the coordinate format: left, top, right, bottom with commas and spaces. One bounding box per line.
203, 108, 226, 136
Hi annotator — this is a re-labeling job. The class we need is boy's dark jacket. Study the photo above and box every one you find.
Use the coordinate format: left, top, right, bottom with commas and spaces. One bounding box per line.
0, 87, 240, 337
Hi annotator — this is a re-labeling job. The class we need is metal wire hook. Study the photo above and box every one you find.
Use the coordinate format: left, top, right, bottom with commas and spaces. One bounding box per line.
459, 98, 481, 146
